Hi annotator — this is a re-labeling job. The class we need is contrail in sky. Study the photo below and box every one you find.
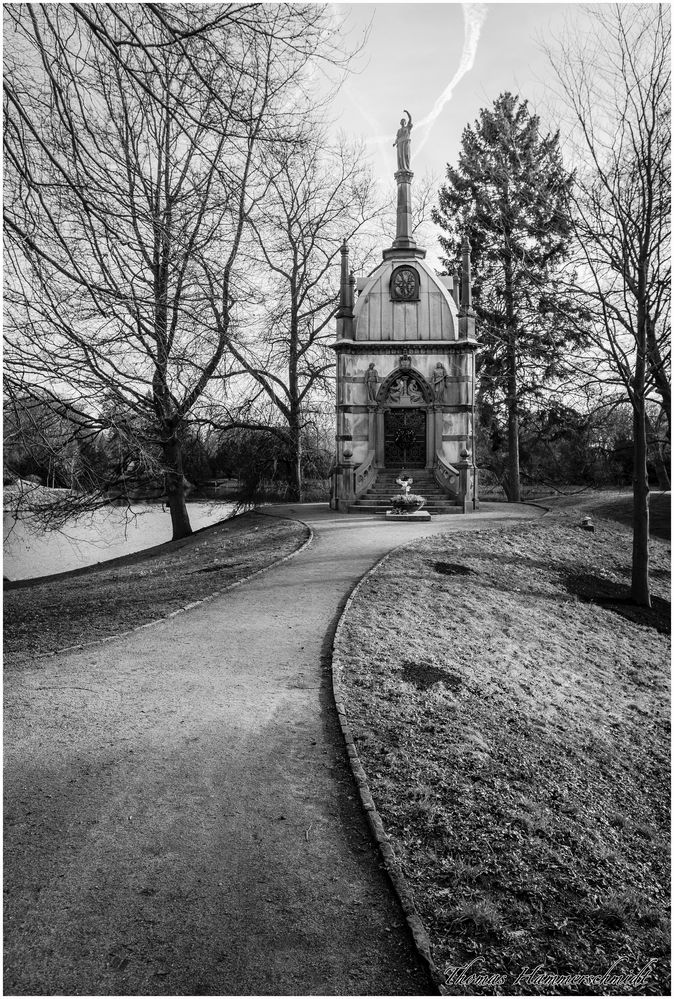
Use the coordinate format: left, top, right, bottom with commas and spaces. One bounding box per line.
415, 2, 488, 154
350, 2, 488, 177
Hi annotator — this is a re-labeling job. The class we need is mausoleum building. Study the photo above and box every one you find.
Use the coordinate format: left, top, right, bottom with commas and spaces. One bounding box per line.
330, 111, 479, 512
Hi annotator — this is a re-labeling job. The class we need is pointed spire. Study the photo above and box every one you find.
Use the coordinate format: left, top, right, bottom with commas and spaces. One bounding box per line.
458, 235, 476, 340
336, 240, 353, 319
461, 236, 473, 312
336, 240, 354, 339
447, 263, 460, 306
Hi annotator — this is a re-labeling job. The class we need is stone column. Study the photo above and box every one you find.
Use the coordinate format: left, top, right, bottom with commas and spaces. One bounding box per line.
375, 411, 385, 466
434, 406, 443, 462
458, 235, 476, 340
367, 406, 377, 455
330, 353, 342, 509
392, 170, 416, 250
425, 407, 434, 467
336, 240, 354, 338
337, 405, 355, 511
457, 448, 473, 514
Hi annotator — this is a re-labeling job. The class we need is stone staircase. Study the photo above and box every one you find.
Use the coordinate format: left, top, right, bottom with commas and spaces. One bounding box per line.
348, 469, 459, 514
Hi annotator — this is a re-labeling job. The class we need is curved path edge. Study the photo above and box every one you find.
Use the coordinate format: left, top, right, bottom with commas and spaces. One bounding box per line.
330, 538, 447, 996
44, 514, 313, 659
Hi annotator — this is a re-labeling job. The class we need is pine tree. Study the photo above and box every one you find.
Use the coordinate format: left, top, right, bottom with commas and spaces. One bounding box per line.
433, 92, 576, 501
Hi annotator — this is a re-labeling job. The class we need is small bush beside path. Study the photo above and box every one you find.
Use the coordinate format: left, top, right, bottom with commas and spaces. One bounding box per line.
334, 514, 670, 996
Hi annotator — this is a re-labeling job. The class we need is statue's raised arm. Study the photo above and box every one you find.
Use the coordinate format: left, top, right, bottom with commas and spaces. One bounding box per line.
393, 109, 413, 172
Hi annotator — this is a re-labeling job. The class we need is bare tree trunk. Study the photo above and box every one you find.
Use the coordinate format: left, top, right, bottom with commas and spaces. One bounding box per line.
632, 333, 651, 607
163, 434, 192, 540
504, 255, 521, 502
287, 302, 303, 503
288, 381, 303, 503
290, 425, 303, 503
506, 341, 521, 503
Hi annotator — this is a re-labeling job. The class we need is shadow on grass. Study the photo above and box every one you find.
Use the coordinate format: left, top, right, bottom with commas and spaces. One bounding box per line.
430, 560, 474, 576
463, 552, 559, 572
400, 660, 462, 692
618, 564, 671, 581
565, 572, 670, 635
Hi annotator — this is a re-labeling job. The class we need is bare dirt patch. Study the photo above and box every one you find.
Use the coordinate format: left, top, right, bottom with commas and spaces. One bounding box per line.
334, 515, 670, 995
4, 510, 307, 669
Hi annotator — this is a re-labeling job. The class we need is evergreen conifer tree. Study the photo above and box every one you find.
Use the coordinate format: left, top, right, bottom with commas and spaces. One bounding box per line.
433, 93, 576, 500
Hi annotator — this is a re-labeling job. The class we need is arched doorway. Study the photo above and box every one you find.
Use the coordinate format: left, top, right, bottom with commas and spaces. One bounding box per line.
384, 409, 426, 468
375, 362, 434, 470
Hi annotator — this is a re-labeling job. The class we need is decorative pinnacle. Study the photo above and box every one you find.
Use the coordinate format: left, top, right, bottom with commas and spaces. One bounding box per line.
337, 239, 353, 320
460, 234, 473, 311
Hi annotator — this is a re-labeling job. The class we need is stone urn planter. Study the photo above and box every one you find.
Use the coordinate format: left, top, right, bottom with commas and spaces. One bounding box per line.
386, 493, 431, 521
389, 493, 426, 513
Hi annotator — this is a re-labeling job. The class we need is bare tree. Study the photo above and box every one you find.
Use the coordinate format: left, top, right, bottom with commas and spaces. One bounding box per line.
546, 3, 671, 606
3, 2, 348, 538
211, 134, 385, 501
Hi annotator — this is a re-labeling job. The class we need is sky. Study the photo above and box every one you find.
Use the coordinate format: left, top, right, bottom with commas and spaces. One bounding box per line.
326, 0, 587, 259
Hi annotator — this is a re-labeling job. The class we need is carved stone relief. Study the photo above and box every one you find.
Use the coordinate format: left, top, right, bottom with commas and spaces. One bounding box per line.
385, 373, 426, 405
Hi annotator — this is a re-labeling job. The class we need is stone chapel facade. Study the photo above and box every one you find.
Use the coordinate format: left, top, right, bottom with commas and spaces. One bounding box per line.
330, 114, 479, 512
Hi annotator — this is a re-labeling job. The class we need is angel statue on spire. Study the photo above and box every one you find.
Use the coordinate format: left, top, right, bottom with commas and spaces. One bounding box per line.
393, 109, 412, 171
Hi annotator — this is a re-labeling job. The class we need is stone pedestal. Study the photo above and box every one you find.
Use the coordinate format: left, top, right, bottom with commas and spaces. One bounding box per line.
393, 169, 416, 249
385, 509, 431, 522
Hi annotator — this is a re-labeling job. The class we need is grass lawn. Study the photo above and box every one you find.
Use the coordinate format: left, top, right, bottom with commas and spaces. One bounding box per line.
4, 510, 307, 669
333, 512, 670, 996
540, 488, 671, 542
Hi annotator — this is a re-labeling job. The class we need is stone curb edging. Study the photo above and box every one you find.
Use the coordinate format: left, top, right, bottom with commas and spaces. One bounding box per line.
330, 540, 446, 996
43, 515, 313, 659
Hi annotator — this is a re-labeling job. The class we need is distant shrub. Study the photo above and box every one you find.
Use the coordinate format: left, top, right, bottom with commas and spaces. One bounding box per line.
235, 477, 329, 505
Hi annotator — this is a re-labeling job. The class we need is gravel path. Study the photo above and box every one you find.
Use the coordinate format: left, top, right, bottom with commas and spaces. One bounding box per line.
4, 503, 542, 996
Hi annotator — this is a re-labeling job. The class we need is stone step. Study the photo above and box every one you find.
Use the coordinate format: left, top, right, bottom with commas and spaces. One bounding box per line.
365, 481, 446, 488
353, 495, 453, 503
365, 483, 446, 491
372, 483, 441, 491
375, 472, 435, 477
358, 473, 455, 509
370, 483, 440, 490
351, 498, 457, 508
364, 480, 444, 487
363, 487, 450, 496
348, 503, 459, 514
364, 497, 450, 503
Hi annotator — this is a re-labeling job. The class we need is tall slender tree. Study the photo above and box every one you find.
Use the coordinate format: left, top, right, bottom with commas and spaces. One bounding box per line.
433, 92, 576, 501
546, 3, 670, 607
